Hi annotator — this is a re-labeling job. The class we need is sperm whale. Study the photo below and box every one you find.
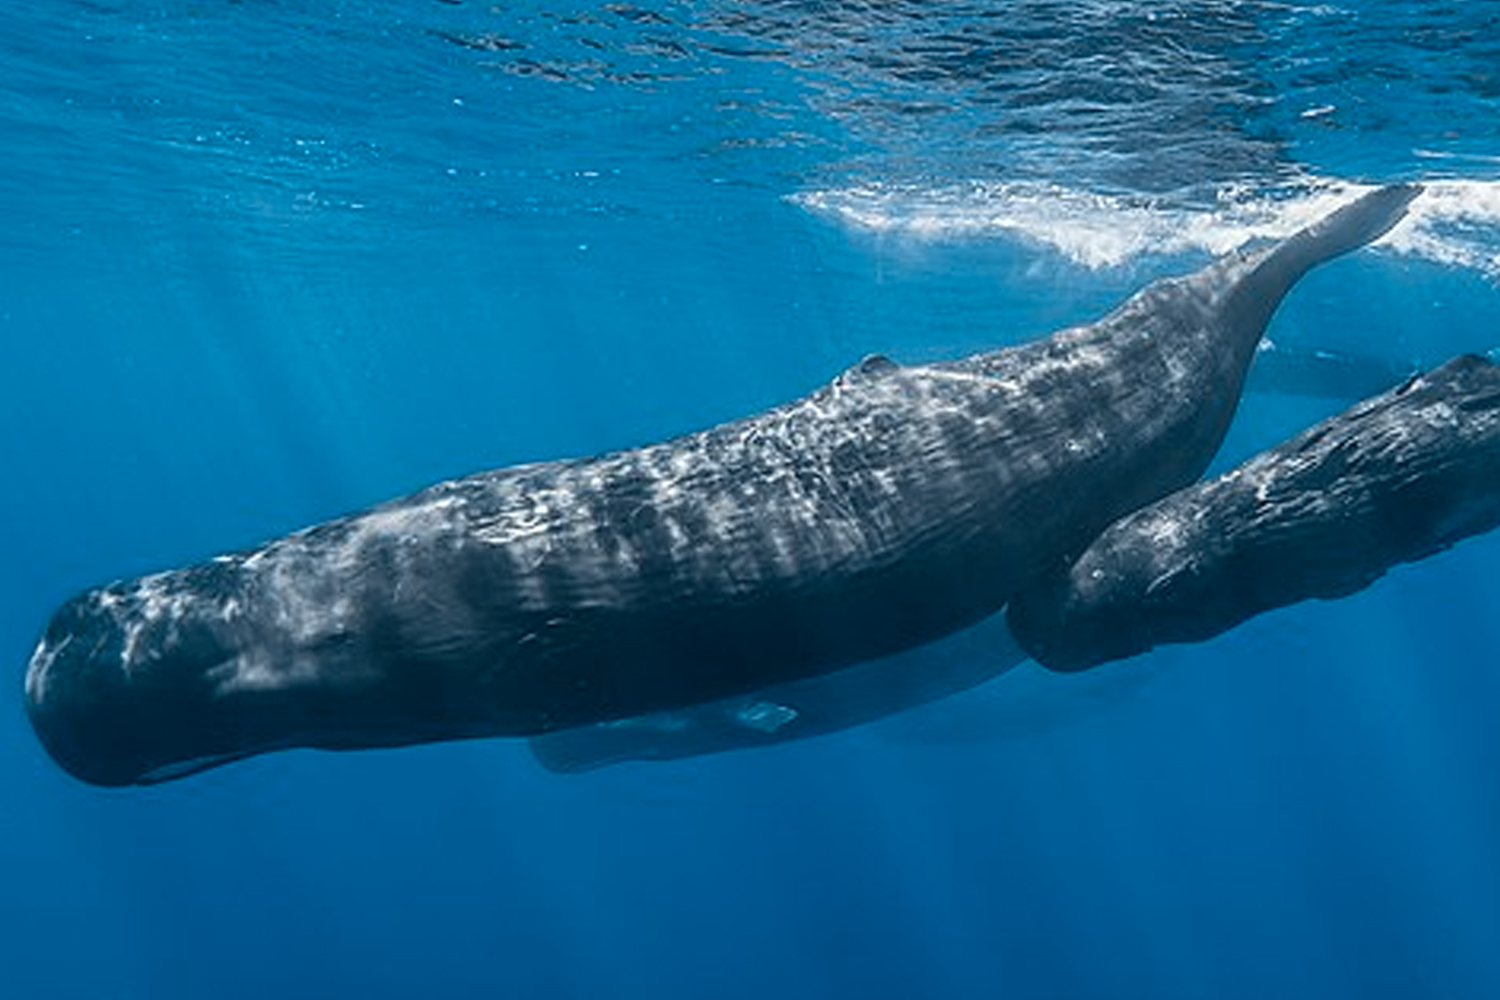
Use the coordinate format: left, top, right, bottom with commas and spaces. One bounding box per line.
24, 185, 1420, 786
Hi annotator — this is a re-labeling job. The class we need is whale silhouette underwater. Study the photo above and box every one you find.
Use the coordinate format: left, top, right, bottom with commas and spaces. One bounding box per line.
25, 183, 1500, 786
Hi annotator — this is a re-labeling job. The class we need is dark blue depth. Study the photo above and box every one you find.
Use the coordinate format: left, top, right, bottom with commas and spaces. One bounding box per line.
2, 3, 1499, 999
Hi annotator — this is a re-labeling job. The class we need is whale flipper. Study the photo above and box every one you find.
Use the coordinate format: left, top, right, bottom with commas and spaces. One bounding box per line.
528, 613, 1026, 773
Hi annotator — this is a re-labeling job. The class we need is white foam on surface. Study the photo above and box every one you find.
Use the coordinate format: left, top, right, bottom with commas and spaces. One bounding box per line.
794, 178, 1500, 276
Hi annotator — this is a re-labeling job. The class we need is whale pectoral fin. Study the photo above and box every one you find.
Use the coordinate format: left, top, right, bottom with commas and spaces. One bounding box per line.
527, 698, 801, 773
732, 700, 799, 734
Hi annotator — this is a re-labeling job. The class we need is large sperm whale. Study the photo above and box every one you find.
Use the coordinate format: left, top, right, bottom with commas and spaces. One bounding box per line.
24, 185, 1419, 786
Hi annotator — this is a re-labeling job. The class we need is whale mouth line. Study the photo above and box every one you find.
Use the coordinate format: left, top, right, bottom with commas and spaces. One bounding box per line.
136, 751, 255, 786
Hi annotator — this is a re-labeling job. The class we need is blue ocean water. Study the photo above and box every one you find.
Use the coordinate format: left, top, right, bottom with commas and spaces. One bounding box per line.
3, 2, 1500, 997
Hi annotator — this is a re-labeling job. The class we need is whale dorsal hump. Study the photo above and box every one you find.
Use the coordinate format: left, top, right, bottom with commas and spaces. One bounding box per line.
848, 353, 900, 379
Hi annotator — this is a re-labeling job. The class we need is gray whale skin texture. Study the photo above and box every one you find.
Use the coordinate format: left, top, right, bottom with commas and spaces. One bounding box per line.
25, 185, 1426, 786
532, 353, 1500, 772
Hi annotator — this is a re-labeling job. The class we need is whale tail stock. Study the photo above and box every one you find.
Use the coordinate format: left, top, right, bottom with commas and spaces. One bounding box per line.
1267, 183, 1422, 276
1224, 183, 1422, 340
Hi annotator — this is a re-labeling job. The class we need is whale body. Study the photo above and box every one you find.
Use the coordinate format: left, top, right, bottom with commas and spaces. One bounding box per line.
24, 185, 1419, 786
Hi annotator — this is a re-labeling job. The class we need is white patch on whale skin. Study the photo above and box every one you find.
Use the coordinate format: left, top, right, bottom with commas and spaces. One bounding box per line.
116, 574, 198, 675
24, 634, 68, 704
265, 495, 465, 635
1143, 510, 1187, 549
734, 701, 799, 734
207, 646, 333, 696
1418, 401, 1460, 432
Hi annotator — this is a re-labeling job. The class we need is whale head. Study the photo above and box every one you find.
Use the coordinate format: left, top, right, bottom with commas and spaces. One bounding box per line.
24, 554, 517, 786
21, 563, 397, 786
23, 583, 264, 786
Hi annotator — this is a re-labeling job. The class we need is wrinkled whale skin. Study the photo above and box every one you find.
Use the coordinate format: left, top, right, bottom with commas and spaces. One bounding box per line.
530, 352, 1500, 774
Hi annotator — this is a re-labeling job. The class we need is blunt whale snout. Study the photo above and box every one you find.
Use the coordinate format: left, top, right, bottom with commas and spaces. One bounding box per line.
25, 590, 186, 786
26, 585, 275, 786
